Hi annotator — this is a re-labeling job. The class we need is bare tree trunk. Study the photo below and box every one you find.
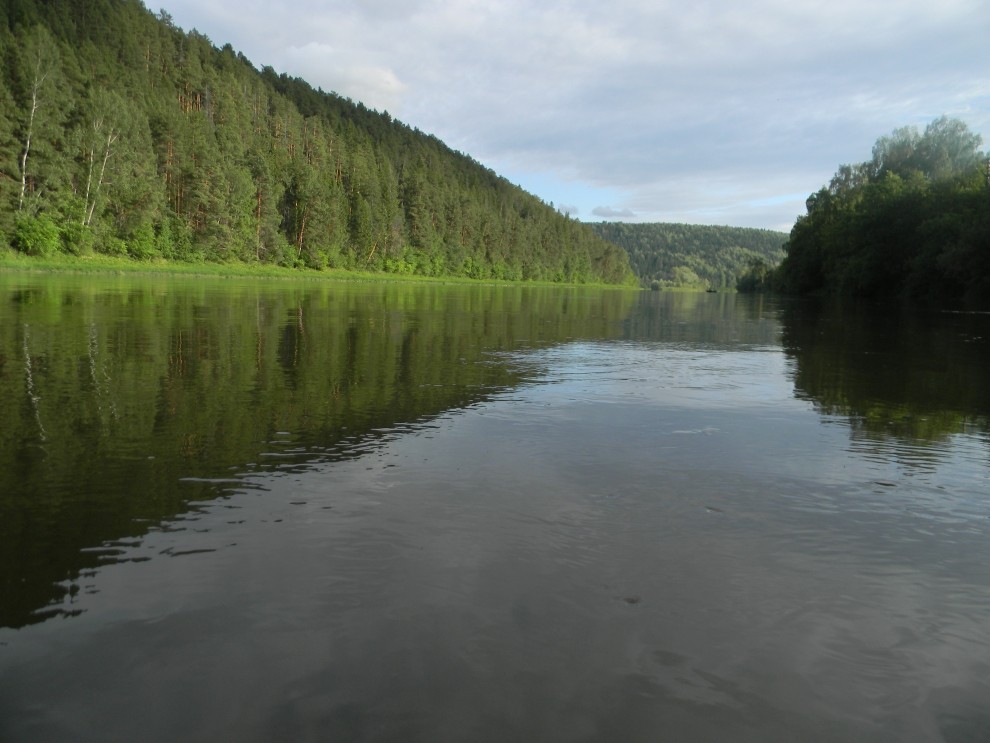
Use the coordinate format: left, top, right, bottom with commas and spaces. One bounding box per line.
84, 124, 118, 226
81, 141, 95, 225
296, 213, 308, 260
255, 189, 263, 260
18, 61, 48, 211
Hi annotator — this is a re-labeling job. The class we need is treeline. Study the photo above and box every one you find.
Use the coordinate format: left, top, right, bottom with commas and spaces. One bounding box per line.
591, 222, 786, 289
0, 0, 634, 284
743, 117, 990, 305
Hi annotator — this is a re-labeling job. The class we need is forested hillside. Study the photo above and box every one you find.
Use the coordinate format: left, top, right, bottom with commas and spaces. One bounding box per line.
770, 117, 989, 305
590, 222, 786, 289
0, 0, 634, 284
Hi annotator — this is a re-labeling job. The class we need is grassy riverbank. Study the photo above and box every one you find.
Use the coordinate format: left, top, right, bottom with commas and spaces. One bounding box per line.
0, 251, 636, 289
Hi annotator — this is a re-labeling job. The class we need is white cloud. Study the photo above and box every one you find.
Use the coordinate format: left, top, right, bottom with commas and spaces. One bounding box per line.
281, 42, 407, 112
593, 206, 637, 219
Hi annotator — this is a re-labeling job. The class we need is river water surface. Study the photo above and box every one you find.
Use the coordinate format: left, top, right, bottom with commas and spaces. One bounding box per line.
1, 275, 988, 742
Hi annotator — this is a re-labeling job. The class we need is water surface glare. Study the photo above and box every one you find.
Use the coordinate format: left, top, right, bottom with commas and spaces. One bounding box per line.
1, 277, 989, 742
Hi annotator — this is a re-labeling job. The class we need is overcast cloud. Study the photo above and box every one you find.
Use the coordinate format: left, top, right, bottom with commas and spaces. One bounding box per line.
156, 0, 989, 231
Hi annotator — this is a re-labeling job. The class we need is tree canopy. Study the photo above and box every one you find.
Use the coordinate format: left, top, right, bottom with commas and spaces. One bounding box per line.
0, 0, 635, 285
769, 117, 990, 305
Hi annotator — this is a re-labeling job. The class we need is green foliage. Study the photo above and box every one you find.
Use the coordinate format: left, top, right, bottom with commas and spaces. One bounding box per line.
776, 117, 989, 306
735, 257, 775, 293
0, 1, 635, 285
59, 221, 94, 255
591, 222, 787, 289
127, 222, 157, 259
12, 212, 59, 255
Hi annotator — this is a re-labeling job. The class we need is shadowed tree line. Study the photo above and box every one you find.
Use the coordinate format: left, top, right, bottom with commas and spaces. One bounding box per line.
738, 117, 990, 306
0, 0, 634, 285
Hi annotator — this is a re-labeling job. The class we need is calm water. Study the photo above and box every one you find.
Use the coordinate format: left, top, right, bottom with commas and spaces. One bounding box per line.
1, 275, 989, 742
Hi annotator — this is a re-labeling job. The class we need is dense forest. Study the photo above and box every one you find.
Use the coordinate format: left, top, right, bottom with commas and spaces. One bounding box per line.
750, 117, 990, 305
590, 222, 786, 289
0, 0, 634, 284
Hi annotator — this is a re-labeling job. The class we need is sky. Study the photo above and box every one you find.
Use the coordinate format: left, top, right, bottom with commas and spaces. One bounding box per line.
154, 0, 990, 233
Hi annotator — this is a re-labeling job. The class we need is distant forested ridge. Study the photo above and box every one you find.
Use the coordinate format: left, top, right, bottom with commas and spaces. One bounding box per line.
766, 116, 990, 305
590, 222, 787, 289
0, 0, 634, 284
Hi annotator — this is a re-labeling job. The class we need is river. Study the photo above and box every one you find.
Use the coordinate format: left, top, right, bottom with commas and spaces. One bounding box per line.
1, 274, 988, 742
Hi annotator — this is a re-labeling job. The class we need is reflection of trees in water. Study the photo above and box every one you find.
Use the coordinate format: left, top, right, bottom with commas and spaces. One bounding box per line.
623, 291, 782, 347
0, 277, 636, 629
780, 299, 990, 444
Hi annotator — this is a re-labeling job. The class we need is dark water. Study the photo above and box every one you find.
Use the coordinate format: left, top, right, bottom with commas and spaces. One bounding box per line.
1, 275, 989, 742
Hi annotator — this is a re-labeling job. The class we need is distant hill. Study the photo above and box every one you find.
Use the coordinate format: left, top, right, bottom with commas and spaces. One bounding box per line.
0, 0, 634, 285
590, 222, 787, 289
